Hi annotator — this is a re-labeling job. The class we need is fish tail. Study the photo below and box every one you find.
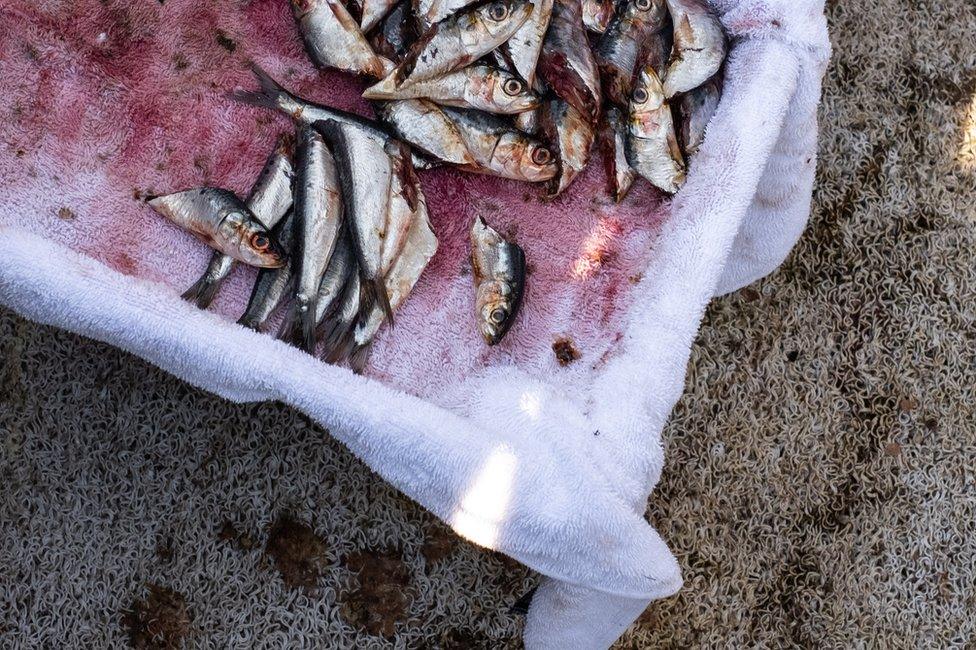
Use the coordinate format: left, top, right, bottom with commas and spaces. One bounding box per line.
228, 62, 287, 111
276, 305, 298, 342
237, 313, 261, 331
299, 298, 319, 354
367, 276, 395, 327
181, 277, 221, 309
348, 344, 370, 374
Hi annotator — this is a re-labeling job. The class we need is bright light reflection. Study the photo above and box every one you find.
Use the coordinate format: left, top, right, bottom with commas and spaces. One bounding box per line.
572, 217, 617, 280
518, 390, 542, 421
449, 448, 517, 547
959, 92, 976, 170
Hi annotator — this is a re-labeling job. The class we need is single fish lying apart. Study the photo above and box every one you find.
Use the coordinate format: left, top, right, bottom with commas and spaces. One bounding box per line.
182, 135, 295, 308
470, 216, 526, 346
149, 188, 287, 268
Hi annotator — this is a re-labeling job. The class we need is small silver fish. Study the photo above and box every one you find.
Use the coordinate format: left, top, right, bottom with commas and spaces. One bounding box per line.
500, 0, 554, 87
662, 0, 725, 98
626, 65, 685, 193
538, 0, 602, 123
348, 193, 438, 371
380, 147, 421, 275
231, 65, 432, 170
291, 0, 393, 77
313, 227, 357, 327
600, 105, 636, 202
182, 135, 295, 308
393, 0, 533, 88
443, 107, 558, 182
678, 73, 721, 157
364, 64, 539, 114
282, 125, 344, 352
581, 0, 613, 33
317, 119, 396, 323
470, 216, 525, 345
377, 99, 477, 165
149, 188, 286, 268
320, 272, 362, 361
540, 98, 595, 196
594, 0, 669, 107
238, 211, 298, 330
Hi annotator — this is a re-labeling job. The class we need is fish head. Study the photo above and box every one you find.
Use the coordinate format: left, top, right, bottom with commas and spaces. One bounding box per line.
630, 65, 666, 113
475, 0, 534, 38
476, 280, 518, 345
479, 69, 541, 113
234, 215, 288, 268
493, 133, 558, 182
622, 0, 667, 26
290, 0, 322, 18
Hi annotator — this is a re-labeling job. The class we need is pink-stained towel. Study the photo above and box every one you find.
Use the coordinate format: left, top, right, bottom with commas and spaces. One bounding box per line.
0, 0, 830, 647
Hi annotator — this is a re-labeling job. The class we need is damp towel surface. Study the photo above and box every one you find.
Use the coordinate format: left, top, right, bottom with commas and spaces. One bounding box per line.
0, 1, 829, 647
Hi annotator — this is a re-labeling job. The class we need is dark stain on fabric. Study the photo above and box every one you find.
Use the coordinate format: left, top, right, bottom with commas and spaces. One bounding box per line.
553, 337, 581, 366
121, 583, 192, 650
265, 514, 329, 593
340, 549, 412, 637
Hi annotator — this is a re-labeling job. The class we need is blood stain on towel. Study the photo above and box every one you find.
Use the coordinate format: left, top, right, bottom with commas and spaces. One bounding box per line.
340, 549, 413, 638
121, 583, 192, 650
57, 207, 76, 221
264, 514, 329, 593
553, 337, 581, 366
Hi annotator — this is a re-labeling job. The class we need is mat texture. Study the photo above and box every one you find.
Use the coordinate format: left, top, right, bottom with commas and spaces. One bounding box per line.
2, 0, 975, 648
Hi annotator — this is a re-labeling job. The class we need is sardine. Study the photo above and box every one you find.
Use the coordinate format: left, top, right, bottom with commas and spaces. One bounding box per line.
314, 227, 357, 327
381, 148, 421, 275
414, 0, 478, 32
371, 2, 414, 62
537, 0, 602, 123
393, 0, 533, 88
364, 64, 539, 114
320, 272, 362, 361
500, 0, 553, 87
678, 72, 721, 157
182, 135, 295, 308
662, 0, 725, 98
626, 65, 685, 193
377, 99, 477, 165
281, 125, 344, 352
238, 211, 298, 330
594, 0, 668, 107
316, 119, 396, 323
361, 0, 399, 33
539, 97, 595, 196
442, 107, 557, 181
348, 194, 438, 371
581, 0, 613, 33
470, 216, 525, 345
291, 0, 393, 77
231, 65, 431, 170
600, 105, 636, 202
149, 188, 286, 268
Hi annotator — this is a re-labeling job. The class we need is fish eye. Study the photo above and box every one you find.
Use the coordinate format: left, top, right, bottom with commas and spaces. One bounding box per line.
503, 78, 524, 96
487, 2, 510, 21
251, 233, 270, 251
634, 0, 652, 10
531, 146, 553, 165
633, 87, 649, 104
490, 308, 507, 324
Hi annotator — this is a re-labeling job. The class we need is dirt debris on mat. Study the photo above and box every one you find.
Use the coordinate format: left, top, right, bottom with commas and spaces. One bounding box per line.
265, 514, 329, 593
121, 584, 192, 650
340, 549, 413, 638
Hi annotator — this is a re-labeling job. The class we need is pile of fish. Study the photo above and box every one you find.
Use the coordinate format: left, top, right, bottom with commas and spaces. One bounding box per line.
147, 0, 726, 367
267, 0, 726, 198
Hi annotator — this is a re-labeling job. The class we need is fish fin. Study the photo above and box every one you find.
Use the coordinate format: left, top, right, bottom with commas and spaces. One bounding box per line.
348, 344, 371, 374
228, 63, 286, 111
237, 314, 261, 331
299, 297, 320, 353
370, 276, 396, 327
276, 306, 298, 343
181, 276, 221, 309
394, 23, 440, 87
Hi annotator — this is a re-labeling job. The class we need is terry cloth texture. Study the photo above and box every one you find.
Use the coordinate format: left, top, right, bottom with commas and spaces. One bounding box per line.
3, 0, 971, 648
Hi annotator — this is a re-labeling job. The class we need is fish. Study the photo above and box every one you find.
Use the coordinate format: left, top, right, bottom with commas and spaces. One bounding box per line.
148, 188, 286, 268
238, 211, 298, 330
594, 0, 669, 107
280, 125, 344, 352
678, 72, 721, 157
662, 0, 725, 98
515, 108, 540, 135
316, 119, 396, 323
380, 146, 422, 275
414, 0, 479, 31
581, 0, 613, 33
376, 99, 477, 165
499, 0, 553, 87
231, 65, 433, 170
600, 105, 637, 202
442, 107, 558, 181
291, 0, 394, 77
625, 64, 685, 193
320, 272, 362, 361
364, 64, 540, 114
182, 135, 295, 309
392, 0, 533, 88
539, 97, 595, 196
537, 0, 602, 123
347, 194, 438, 371
360, 0, 399, 33
313, 228, 357, 327
470, 216, 525, 345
